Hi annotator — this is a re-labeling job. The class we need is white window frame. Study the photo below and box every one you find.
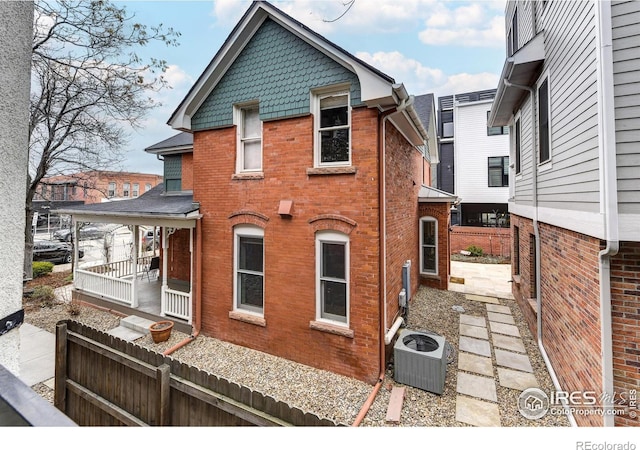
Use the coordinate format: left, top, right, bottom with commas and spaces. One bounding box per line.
312, 85, 352, 167
514, 111, 522, 177
132, 183, 139, 197
123, 182, 130, 198
315, 230, 350, 326
234, 102, 262, 173
145, 183, 152, 192
108, 182, 116, 198
233, 225, 264, 316
420, 217, 438, 275
537, 71, 552, 170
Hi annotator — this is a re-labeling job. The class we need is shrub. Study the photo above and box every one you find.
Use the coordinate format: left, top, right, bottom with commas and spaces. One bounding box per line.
466, 245, 484, 257
30, 285, 56, 306
32, 261, 54, 278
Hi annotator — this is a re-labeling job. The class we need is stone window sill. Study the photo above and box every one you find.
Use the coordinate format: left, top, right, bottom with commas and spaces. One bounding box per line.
421, 273, 441, 281
229, 310, 266, 327
232, 172, 264, 181
527, 298, 537, 316
309, 320, 354, 338
306, 166, 357, 176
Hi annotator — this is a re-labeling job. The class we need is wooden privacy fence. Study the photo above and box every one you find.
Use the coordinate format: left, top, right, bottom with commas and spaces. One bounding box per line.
54, 320, 339, 426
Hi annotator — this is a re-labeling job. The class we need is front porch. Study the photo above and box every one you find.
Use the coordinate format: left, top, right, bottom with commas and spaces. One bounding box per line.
75, 255, 191, 318
73, 265, 192, 334
55, 186, 200, 332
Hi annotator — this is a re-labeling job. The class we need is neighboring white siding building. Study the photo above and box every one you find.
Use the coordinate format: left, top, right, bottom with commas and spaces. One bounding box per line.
489, 0, 640, 427
438, 90, 510, 227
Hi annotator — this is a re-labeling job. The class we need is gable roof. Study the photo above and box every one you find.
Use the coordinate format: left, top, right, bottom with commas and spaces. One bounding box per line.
168, 1, 428, 146
414, 94, 435, 131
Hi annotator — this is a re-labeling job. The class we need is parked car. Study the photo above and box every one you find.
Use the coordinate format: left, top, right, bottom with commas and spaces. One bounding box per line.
53, 226, 105, 242
33, 240, 84, 264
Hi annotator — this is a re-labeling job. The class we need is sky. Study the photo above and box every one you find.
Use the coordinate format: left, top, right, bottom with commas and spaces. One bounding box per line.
116, 0, 509, 174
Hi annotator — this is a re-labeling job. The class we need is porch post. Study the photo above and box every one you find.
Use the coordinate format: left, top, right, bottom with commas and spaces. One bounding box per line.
161, 227, 169, 315
74, 220, 80, 279
131, 225, 139, 308
189, 227, 194, 324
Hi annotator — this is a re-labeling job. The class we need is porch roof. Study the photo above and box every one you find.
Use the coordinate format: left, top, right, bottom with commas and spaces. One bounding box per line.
55, 185, 200, 226
418, 185, 459, 203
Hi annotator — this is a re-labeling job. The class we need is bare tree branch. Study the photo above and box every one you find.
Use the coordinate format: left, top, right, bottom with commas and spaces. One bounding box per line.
323, 0, 356, 23
24, 0, 181, 278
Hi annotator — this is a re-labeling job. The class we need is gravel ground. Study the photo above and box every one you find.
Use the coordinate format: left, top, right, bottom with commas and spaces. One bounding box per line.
25, 286, 570, 427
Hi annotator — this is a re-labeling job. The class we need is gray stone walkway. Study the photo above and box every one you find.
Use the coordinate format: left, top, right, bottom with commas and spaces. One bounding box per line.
455, 294, 539, 427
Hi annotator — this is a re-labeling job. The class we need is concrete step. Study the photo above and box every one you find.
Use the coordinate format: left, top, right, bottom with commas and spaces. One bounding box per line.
107, 326, 146, 342
120, 315, 155, 334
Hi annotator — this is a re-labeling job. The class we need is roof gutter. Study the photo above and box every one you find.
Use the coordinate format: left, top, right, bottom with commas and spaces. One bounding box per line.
391, 84, 429, 143
54, 210, 202, 221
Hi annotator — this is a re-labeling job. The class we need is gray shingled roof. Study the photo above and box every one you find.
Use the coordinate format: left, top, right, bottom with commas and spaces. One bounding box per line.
414, 93, 435, 131
145, 132, 193, 152
54, 184, 199, 218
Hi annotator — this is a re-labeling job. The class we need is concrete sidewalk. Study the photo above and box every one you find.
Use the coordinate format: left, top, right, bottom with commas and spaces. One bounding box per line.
18, 323, 55, 388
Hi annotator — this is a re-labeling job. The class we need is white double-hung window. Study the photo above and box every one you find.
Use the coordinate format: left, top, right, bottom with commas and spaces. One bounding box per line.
235, 103, 262, 172
234, 225, 264, 315
313, 89, 351, 166
420, 217, 437, 275
316, 231, 349, 325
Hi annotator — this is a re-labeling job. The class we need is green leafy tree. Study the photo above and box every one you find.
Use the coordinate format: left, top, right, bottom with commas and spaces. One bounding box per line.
25, 0, 180, 278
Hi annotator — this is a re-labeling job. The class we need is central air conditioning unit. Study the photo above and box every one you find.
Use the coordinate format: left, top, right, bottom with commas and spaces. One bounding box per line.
393, 329, 447, 395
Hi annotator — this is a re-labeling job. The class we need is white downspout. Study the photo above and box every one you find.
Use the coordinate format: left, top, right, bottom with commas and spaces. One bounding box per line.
595, 0, 619, 426
503, 78, 577, 427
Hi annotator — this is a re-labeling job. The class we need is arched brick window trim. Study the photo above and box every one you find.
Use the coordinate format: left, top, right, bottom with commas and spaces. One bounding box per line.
308, 214, 357, 235
228, 210, 269, 228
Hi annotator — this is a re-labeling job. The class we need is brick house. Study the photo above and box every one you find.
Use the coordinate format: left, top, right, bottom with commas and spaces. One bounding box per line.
489, 0, 639, 426
59, 1, 455, 384
35, 171, 163, 204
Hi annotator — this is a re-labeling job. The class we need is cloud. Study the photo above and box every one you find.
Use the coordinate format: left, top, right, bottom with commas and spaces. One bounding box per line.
356, 51, 499, 99
209, 0, 448, 35
419, 2, 506, 47
123, 64, 194, 172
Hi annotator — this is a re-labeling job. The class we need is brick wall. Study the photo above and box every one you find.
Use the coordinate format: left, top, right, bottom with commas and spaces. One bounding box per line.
181, 153, 194, 191
166, 228, 191, 284
512, 215, 604, 426
450, 225, 511, 257
192, 108, 384, 383
418, 202, 451, 290
384, 124, 424, 332
610, 242, 640, 427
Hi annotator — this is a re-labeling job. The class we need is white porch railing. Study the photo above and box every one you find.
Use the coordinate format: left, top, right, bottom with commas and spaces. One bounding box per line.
162, 286, 191, 321
75, 269, 133, 306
